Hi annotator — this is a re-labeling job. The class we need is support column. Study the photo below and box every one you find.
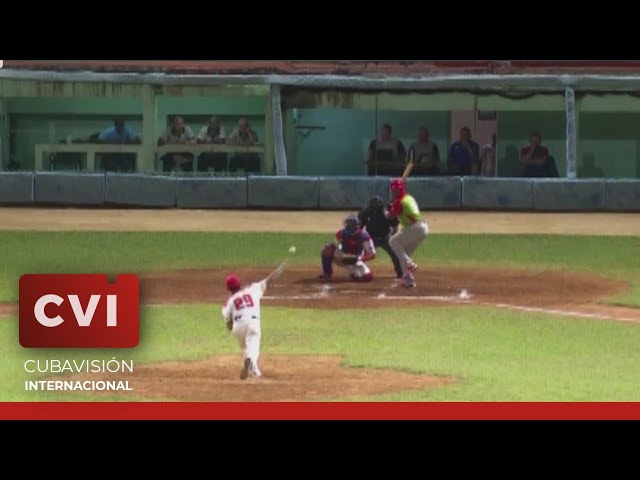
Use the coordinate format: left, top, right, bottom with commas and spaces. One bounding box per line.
142, 85, 158, 173
264, 90, 274, 175
0, 98, 8, 170
565, 86, 577, 178
283, 107, 296, 175
270, 85, 287, 176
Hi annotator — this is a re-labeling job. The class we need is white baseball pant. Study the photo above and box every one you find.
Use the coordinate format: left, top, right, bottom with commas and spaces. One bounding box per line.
389, 221, 429, 274
232, 316, 261, 376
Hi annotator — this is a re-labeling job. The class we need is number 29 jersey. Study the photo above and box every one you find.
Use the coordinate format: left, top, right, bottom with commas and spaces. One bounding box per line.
222, 280, 267, 324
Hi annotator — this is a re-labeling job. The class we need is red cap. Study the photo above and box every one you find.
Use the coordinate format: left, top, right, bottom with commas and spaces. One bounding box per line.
226, 274, 241, 291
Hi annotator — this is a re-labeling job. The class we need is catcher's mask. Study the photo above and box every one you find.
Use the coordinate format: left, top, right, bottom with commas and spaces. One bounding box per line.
344, 214, 360, 234
390, 178, 405, 197
369, 195, 385, 209
226, 274, 241, 292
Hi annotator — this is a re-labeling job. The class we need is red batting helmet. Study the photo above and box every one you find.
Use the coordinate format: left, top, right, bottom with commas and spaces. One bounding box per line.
390, 178, 405, 194
226, 274, 241, 291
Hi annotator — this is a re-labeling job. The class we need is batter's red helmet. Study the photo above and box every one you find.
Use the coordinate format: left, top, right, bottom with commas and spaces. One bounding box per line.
226, 274, 241, 291
390, 178, 405, 194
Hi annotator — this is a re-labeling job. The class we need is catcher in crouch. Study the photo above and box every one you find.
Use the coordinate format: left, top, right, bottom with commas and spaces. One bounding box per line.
319, 214, 376, 282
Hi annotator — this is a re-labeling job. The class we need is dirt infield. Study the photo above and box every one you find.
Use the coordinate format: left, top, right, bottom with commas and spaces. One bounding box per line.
4, 264, 635, 322
65, 355, 455, 402
140, 266, 634, 316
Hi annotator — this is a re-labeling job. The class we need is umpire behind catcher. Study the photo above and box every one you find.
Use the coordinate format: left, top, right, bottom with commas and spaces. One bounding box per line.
358, 196, 403, 278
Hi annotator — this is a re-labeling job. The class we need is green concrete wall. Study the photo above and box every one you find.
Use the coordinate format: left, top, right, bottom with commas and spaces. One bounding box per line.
577, 112, 640, 178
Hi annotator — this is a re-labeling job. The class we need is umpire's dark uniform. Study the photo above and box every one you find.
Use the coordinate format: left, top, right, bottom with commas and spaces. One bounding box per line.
358, 199, 403, 278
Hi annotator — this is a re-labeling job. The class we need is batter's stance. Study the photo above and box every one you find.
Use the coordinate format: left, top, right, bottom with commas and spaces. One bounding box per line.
387, 178, 429, 288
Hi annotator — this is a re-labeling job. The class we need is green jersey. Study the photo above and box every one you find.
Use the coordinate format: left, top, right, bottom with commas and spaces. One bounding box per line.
398, 194, 421, 227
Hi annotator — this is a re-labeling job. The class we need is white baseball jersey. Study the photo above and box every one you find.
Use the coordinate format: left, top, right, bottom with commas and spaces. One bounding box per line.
222, 280, 267, 324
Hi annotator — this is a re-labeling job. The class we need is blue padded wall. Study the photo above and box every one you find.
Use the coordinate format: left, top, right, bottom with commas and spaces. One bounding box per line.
248, 176, 319, 208
462, 177, 534, 210
318, 177, 390, 209
605, 180, 640, 211
0, 172, 34, 204
34, 173, 105, 205
534, 180, 606, 211
177, 177, 247, 208
406, 177, 461, 209
106, 174, 176, 207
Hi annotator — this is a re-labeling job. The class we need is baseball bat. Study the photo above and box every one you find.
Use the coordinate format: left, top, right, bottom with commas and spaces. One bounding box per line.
401, 160, 414, 181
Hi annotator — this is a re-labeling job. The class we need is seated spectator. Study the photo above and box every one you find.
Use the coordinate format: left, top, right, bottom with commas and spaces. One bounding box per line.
479, 133, 497, 176
447, 127, 480, 176
157, 116, 196, 172
520, 131, 559, 177
197, 116, 226, 144
96, 119, 140, 172
367, 124, 406, 175
227, 118, 259, 146
227, 118, 261, 173
197, 116, 227, 172
407, 127, 440, 175
98, 119, 140, 144
578, 153, 605, 178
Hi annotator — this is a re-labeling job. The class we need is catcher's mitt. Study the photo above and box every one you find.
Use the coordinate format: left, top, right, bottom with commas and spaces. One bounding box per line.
339, 254, 359, 266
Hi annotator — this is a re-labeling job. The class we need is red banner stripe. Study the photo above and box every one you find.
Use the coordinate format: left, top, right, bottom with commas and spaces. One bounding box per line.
1, 402, 639, 420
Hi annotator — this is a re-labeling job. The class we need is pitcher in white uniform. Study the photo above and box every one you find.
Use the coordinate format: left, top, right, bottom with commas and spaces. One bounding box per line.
222, 261, 288, 380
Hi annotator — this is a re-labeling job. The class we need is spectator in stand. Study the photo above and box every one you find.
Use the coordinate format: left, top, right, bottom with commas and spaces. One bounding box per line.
227, 118, 261, 173
197, 115, 227, 172
520, 131, 559, 177
197, 115, 226, 144
447, 126, 480, 176
479, 133, 497, 176
407, 127, 440, 175
96, 119, 140, 172
227, 117, 259, 146
157, 116, 196, 172
98, 119, 140, 144
367, 124, 406, 176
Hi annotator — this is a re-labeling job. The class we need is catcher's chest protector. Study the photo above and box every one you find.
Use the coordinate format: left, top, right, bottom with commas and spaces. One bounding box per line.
341, 231, 367, 255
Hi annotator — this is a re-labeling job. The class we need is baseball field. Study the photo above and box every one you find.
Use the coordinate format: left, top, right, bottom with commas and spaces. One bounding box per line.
1, 208, 640, 401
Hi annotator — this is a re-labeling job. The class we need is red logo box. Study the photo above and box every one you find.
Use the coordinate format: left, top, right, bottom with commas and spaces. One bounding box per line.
19, 274, 139, 348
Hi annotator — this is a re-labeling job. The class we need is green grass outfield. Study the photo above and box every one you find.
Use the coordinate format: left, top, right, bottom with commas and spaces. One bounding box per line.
1, 231, 639, 401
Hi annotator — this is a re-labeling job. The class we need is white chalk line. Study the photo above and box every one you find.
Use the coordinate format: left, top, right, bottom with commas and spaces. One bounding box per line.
487, 303, 640, 323
262, 289, 640, 324
263, 293, 469, 302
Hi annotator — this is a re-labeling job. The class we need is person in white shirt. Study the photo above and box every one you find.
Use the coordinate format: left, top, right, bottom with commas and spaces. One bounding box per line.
196, 116, 227, 171
221, 261, 288, 380
479, 133, 497, 176
197, 116, 226, 144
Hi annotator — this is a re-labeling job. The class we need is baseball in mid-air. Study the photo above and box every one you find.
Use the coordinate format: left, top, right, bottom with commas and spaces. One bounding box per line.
289, 246, 297, 254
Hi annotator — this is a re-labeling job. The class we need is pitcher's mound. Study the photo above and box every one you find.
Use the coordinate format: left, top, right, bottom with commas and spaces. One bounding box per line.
78, 355, 455, 401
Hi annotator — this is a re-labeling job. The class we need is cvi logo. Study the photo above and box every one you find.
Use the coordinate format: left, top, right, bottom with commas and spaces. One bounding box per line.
19, 274, 139, 348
